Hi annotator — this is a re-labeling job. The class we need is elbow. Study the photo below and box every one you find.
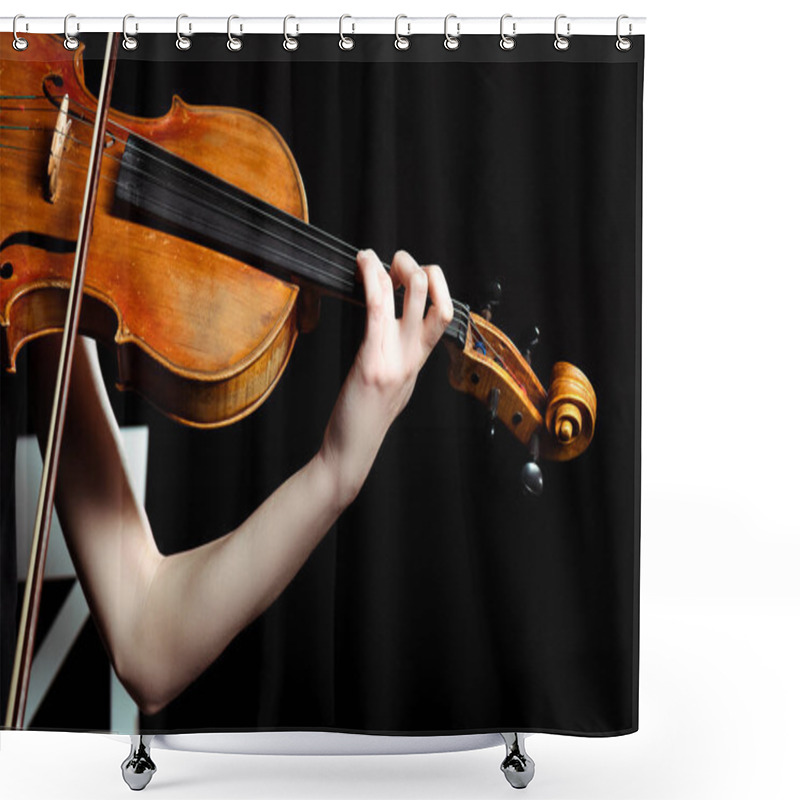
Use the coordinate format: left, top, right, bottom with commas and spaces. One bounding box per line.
138, 696, 169, 718
107, 553, 175, 716
113, 654, 172, 717
110, 608, 173, 715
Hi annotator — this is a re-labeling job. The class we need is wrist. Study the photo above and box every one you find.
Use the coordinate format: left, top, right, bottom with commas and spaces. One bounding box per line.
312, 445, 363, 513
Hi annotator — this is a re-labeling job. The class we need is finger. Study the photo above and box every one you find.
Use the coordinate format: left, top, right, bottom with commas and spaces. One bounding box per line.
391, 250, 428, 331
358, 249, 395, 350
357, 250, 388, 346
421, 265, 454, 354
366, 249, 396, 313
357, 249, 383, 313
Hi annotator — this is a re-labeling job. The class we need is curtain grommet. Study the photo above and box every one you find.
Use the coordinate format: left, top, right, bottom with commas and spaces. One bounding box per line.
616, 15, 632, 51
63, 13, 79, 51
553, 14, 570, 51
283, 15, 299, 51
176, 14, 192, 51
227, 15, 243, 51
339, 14, 355, 51
444, 14, 460, 51
122, 15, 138, 51
12, 15, 28, 51
500, 14, 516, 50
395, 15, 411, 50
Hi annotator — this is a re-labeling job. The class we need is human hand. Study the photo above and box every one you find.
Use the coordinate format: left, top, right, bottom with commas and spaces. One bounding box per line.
318, 248, 454, 507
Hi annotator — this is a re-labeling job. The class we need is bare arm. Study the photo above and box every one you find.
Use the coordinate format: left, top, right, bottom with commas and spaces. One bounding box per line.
30, 249, 452, 715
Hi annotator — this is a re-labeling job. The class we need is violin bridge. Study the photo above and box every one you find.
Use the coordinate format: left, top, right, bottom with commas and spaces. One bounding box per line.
46, 94, 72, 203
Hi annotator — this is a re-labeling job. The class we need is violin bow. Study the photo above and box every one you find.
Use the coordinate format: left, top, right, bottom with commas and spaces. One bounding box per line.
4, 33, 121, 730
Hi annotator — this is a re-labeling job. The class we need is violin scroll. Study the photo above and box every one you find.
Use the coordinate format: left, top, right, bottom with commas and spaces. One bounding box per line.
445, 310, 597, 488
541, 361, 596, 462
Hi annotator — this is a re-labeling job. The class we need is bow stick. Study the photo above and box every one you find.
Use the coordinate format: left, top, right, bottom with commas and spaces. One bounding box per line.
5, 33, 120, 730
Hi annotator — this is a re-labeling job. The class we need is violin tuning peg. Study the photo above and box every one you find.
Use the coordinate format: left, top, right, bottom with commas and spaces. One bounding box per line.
520, 432, 543, 496
480, 279, 503, 321
524, 326, 540, 366
520, 461, 544, 496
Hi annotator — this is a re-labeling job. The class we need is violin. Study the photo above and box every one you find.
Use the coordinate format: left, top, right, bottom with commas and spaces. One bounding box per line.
0, 34, 597, 487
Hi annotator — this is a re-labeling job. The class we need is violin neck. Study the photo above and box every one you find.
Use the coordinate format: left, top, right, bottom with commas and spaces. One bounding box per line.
116, 134, 467, 347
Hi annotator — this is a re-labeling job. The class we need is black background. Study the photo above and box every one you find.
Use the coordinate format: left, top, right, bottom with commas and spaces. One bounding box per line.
10, 33, 642, 736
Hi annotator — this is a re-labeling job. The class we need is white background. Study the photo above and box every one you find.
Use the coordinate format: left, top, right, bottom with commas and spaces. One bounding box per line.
2, 1, 799, 798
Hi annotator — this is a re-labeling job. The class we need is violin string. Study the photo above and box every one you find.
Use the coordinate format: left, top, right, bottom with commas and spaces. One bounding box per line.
124, 136, 475, 332
0, 111, 502, 356
61, 96, 374, 268
74, 113, 490, 353
0, 141, 507, 375
127, 144, 472, 329
0, 137, 473, 343
8, 102, 429, 292
0, 156, 355, 301
1, 108, 524, 398
1, 142, 367, 305
17, 95, 487, 351
0, 141, 484, 362
3, 100, 448, 297
1, 130, 376, 300
0, 138, 524, 418
1, 110, 513, 363
0, 141, 30, 153
2, 99, 475, 325
126, 143, 361, 285
0, 148, 481, 349
9, 98, 362, 267
5, 102, 478, 347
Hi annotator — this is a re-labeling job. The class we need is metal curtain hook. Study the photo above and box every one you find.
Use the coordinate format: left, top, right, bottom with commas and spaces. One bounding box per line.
176, 14, 192, 50
12, 14, 29, 51
283, 15, 299, 51
554, 14, 570, 51
227, 15, 242, 51
616, 14, 632, 51
500, 14, 516, 50
64, 13, 79, 50
122, 15, 138, 51
444, 14, 460, 51
395, 14, 411, 50
339, 14, 355, 50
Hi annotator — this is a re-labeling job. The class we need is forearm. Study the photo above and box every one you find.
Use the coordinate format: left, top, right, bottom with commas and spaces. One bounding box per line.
122, 247, 452, 713
30, 336, 350, 716
28, 249, 450, 717
123, 450, 346, 714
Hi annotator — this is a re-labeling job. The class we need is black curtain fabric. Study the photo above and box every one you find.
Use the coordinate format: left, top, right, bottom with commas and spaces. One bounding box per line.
1, 33, 642, 736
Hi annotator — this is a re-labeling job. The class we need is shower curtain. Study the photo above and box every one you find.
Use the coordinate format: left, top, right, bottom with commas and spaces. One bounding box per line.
1, 30, 643, 738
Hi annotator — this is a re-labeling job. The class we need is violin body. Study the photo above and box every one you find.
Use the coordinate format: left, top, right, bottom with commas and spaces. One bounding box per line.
1, 33, 310, 426
1, 33, 596, 462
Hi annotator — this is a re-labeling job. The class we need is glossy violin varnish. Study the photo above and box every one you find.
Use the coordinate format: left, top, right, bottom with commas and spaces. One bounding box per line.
0, 33, 596, 455
1, 34, 306, 427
